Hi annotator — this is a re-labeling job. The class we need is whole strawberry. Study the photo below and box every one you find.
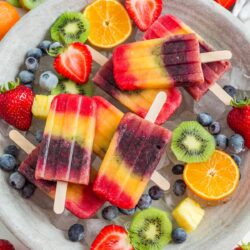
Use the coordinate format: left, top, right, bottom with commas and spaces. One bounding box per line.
0, 83, 34, 131
227, 98, 250, 148
234, 242, 250, 250
0, 239, 15, 250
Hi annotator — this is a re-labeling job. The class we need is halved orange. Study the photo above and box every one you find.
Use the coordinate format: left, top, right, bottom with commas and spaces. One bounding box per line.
183, 150, 240, 201
83, 0, 132, 48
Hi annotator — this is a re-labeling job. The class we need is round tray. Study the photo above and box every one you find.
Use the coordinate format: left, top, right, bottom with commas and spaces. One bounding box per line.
0, 0, 250, 249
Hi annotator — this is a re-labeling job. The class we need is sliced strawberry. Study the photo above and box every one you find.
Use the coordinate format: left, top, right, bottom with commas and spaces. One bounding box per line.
54, 42, 92, 85
125, 0, 163, 31
90, 225, 134, 250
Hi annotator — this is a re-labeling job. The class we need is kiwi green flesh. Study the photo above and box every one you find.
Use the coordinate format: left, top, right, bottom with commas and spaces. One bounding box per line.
20, 0, 44, 10
51, 80, 93, 96
129, 208, 172, 250
171, 121, 215, 163
7, 0, 21, 8
50, 12, 90, 44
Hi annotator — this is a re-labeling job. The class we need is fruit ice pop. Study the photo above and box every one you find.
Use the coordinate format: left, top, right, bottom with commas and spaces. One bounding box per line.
113, 33, 204, 90
144, 15, 231, 101
93, 96, 123, 158
19, 144, 105, 219
93, 59, 182, 125
93, 112, 171, 209
36, 94, 96, 185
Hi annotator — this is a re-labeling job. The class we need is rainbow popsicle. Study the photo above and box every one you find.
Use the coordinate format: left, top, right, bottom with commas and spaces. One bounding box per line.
93, 113, 171, 209
19, 145, 105, 219
93, 60, 182, 125
144, 15, 231, 100
36, 94, 96, 185
113, 34, 204, 90
93, 96, 123, 158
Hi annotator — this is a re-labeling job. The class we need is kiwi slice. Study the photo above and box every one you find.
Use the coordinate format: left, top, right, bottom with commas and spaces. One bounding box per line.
51, 80, 94, 96
20, 0, 44, 10
171, 121, 216, 163
7, 0, 21, 8
129, 208, 172, 250
50, 12, 90, 44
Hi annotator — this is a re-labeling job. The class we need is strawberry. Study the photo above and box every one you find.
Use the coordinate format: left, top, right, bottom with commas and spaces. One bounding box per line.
215, 0, 236, 10
90, 225, 134, 250
53, 42, 92, 85
0, 83, 34, 131
125, 0, 163, 31
0, 239, 15, 250
227, 98, 250, 148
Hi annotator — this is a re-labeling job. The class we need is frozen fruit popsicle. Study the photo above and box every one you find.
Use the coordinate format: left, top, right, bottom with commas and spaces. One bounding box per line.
17, 142, 105, 219
144, 15, 231, 102
93, 96, 123, 158
93, 112, 171, 209
93, 59, 182, 125
36, 94, 96, 185
113, 34, 205, 90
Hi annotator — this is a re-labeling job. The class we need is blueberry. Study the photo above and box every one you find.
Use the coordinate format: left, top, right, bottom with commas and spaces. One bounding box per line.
39, 71, 59, 91
148, 185, 164, 200
223, 85, 236, 97
173, 180, 186, 196
49, 42, 63, 51
68, 223, 84, 242
231, 154, 242, 167
119, 208, 136, 216
102, 206, 119, 220
197, 113, 213, 126
25, 84, 33, 90
38, 40, 52, 54
215, 134, 228, 150
228, 134, 245, 153
0, 154, 17, 172
18, 70, 35, 84
4, 145, 19, 157
35, 130, 43, 143
25, 57, 39, 72
208, 121, 221, 135
21, 183, 36, 199
9, 172, 26, 190
26, 48, 43, 60
172, 164, 185, 175
137, 194, 152, 210
171, 228, 187, 244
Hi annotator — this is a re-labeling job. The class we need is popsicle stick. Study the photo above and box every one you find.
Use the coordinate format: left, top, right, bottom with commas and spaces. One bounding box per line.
9, 130, 68, 214
54, 182, 68, 214
209, 83, 233, 105
9, 130, 35, 154
87, 45, 109, 66
144, 91, 170, 191
200, 50, 232, 63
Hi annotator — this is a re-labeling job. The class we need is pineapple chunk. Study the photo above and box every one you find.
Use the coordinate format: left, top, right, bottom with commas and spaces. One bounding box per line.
32, 95, 55, 120
172, 198, 205, 233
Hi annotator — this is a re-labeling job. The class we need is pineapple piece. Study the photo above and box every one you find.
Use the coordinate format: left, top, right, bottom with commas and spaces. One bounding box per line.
32, 95, 55, 120
172, 198, 205, 233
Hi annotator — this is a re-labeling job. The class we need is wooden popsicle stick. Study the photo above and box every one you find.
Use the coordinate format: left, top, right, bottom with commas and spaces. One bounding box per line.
9, 130, 35, 154
209, 83, 233, 105
144, 91, 170, 191
200, 50, 232, 63
88, 45, 233, 106
54, 182, 68, 214
9, 130, 67, 214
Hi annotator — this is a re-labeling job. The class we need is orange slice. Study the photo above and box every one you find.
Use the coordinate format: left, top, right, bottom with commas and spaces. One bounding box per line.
83, 0, 132, 48
183, 150, 240, 201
